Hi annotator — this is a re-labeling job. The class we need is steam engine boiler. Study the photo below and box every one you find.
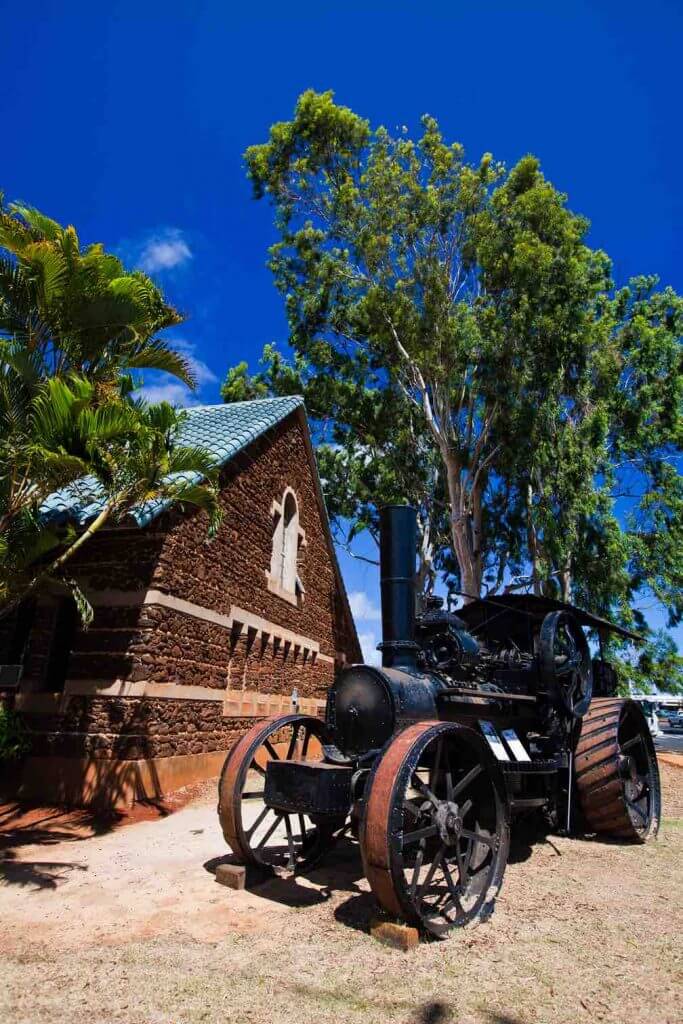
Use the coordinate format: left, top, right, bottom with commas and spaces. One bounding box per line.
218, 506, 661, 937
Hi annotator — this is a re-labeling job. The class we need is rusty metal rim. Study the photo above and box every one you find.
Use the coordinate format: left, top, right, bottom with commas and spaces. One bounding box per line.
361, 721, 510, 938
217, 713, 334, 868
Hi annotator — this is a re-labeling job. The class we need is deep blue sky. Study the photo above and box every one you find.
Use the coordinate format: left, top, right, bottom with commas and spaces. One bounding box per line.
3, 1, 681, 658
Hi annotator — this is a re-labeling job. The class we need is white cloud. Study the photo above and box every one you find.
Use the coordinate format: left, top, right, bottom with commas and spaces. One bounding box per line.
136, 338, 217, 409
348, 590, 381, 622
172, 337, 218, 389
137, 381, 200, 407
357, 630, 381, 667
138, 228, 192, 273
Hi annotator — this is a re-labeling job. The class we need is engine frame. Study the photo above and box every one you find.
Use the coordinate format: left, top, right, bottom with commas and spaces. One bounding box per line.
217, 505, 661, 937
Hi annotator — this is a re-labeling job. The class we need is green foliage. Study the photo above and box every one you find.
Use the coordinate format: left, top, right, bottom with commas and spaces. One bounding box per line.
0, 705, 31, 761
0, 375, 222, 618
0, 200, 221, 621
0, 199, 192, 386
233, 90, 682, 690
608, 630, 683, 695
221, 361, 270, 402
242, 91, 617, 595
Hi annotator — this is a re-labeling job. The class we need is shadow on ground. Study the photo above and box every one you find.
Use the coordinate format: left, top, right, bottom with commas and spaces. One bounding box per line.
405, 1002, 527, 1024
204, 836, 367, 911
0, 798, 168, 890
411, 1005, 452, 1024
204, 816, 565, 936
0, 804, 120, 848
507, 813, 564, 865
0, 849, 88, 889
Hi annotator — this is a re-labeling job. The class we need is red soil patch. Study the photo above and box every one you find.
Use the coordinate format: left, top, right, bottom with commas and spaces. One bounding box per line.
0, 775, 214, 848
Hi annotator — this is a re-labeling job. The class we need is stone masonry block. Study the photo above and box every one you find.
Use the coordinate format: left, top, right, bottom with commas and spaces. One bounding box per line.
215, 863, 246, 890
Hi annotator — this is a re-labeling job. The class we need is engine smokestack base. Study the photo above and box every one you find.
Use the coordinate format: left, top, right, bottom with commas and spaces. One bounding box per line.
379, 505, 418, 670
377, 639, 420, 669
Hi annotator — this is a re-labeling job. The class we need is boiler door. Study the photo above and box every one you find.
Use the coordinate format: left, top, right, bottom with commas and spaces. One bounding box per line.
327, 667, 395, 757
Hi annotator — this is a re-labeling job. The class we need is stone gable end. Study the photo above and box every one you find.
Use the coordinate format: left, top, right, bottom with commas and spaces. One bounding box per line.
4, 409, 361, 807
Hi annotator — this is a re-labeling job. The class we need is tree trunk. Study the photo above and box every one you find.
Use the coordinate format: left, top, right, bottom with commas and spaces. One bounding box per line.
559, 564, 573, 603
415, 515, 436, 613
443, 453, 481, 601
526, 483, 542, 596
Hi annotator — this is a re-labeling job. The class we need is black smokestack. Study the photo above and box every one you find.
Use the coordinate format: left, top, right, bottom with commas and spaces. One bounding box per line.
378, 505, 418, 669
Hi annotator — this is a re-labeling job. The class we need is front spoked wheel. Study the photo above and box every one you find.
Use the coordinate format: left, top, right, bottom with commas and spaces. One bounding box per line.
218, 714, 344, 872
361, 722, 510, 938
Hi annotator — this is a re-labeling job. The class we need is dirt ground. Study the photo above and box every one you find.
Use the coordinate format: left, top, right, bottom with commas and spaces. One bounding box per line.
1, 762, 681, 1024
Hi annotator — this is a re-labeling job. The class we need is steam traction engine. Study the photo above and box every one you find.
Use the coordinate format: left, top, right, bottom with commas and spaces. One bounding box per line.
218, 506, 661, 937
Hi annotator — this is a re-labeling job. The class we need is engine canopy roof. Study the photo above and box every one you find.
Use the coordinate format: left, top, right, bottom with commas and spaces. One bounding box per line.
455, 593, 643, 645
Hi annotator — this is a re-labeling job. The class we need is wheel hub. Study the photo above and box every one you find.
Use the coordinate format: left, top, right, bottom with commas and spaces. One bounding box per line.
434, 801, 463, 845
619, 753, 637, 783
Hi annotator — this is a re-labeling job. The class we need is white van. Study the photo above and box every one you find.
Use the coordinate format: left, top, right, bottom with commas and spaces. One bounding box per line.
645, 706, 661, 738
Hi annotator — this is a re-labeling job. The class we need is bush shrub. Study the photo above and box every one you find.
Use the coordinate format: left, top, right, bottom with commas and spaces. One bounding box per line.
0, 705, 31, 760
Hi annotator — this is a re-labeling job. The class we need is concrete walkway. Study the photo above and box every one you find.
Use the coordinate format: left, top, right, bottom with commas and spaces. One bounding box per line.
0, 782, 315, 953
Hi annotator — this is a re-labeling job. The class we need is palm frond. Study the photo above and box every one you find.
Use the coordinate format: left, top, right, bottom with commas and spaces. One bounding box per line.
138, 399, 184, 434
81, 248, 123, 283
22, 241, 68, 306
129, 272, 184, 331
166, 444, 219, 479
163, 480, 222, 538
27, 446, 89, 483
80, 401, 140, 445
30, 376, 92, 445
0, 342, 43, 386
9, 204, 63, 242
125, 338, 196, 386
57, 577, 93, 627
0, 207, 36, 253
59, 225, 81, 273
0, 257, 37, 337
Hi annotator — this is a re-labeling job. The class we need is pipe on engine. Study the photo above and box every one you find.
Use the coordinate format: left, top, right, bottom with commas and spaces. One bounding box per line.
378, 505, 419, 669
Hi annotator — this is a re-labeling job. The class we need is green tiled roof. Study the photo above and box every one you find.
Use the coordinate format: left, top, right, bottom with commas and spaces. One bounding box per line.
40, 396, 304, 529
171, 396, 303, 465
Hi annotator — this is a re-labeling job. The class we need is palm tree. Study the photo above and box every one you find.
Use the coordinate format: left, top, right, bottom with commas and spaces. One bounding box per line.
0, 198, 194, 387
0, 198, 220, 620
0, 374, 220, 621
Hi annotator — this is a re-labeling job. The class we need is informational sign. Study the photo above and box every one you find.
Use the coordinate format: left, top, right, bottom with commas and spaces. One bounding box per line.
501, 728, 532, 762
478, 720, 510, 761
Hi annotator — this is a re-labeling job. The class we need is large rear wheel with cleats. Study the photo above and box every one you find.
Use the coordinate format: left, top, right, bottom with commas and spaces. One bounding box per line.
361, 721, 510, 938
575, 698, 661, 841
218, 714, 344, 871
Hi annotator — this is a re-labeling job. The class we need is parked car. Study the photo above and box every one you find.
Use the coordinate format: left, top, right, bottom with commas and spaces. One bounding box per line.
670, 709, 683, 730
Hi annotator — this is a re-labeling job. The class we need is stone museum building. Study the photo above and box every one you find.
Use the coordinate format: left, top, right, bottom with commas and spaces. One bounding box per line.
0, 397, 360, 807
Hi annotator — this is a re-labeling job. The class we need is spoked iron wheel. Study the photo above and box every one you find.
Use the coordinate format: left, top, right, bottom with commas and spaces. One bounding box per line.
361, 722, 510, 938
218, 714, 344, 871
575, 698, 661, 842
